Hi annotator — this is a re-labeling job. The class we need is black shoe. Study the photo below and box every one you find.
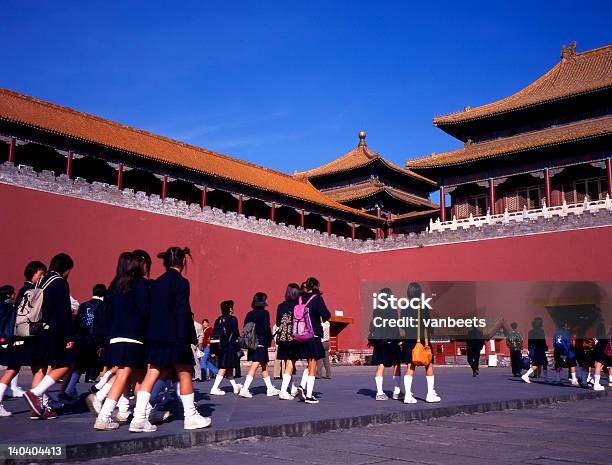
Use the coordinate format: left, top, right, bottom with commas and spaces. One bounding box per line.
304, 396, 319, 404
296, 386, 306, 401
89, 385, 99, 395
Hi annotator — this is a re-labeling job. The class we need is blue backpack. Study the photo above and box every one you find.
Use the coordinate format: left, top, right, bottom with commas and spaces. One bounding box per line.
0, 300, 16, 344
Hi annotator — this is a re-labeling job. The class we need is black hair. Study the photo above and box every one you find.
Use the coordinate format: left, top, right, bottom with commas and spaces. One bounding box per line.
24, 261, 47, 281
157, 246, 191, 271
407, 282, 422, 299
0, 285, 15, 301
132, 249, 152, 277
251, 292, 268, 308
304, 277, 321, 295
202, 318, 209, 324
92, 283, 107, 297
511, 322, 518, 330
109, 252, 143, 294
285, 283, 300, 301
49, 253, 74, 274
220, 300, 234, 315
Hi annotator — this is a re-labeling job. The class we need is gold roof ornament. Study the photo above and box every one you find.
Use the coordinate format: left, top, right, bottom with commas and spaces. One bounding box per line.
358, 130, 367, 147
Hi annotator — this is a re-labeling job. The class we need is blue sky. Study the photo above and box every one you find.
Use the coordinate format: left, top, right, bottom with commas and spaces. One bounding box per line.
1, 1, 611, 178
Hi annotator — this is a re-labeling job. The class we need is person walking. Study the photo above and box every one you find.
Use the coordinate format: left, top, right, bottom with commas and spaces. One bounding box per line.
506, 322, 524, 377
209, 301, 242, 395
275, 283, 301, 400
466, 327, 485, 377
522, 317, 549, 383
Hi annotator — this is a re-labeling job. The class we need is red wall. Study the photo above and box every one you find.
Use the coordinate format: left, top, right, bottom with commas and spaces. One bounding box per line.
1, 183, 611, 349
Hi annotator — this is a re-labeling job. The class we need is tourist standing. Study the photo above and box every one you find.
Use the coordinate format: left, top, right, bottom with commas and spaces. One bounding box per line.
199, 319, 217, 380
192, 313, 204, 382
316, 320, 332, 379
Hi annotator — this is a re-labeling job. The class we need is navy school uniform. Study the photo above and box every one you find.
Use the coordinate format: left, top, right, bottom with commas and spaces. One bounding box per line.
298, 293, 331, 361
105, 278, 150, 368
275, 299, 301, 361
370, 306, 401, 367
144, 269, 196, 367
4, 282, 34, 368
212, 314, 241, 370
244, 307, 272, 363
528, 328, 549, 367
10, 273, 75, 368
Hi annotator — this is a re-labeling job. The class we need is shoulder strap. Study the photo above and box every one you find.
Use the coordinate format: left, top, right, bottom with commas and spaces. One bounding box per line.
39, 275, 61, 291
305, 294, 317, 306
417, 305, 421, 342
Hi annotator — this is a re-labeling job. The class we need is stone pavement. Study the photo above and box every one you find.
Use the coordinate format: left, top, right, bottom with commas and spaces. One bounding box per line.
0, 366, 608, 463
67, 397, 612, 465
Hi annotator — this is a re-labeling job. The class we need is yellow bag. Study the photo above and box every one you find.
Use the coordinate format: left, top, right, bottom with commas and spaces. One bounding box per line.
411, 305, 432, 366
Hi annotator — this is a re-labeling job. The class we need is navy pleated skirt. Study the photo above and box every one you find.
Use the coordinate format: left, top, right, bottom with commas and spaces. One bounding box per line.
300, 337, 325, 361
276, 342, 301, 361
371, 340, 400, 367
145, 340, 194, 368
247, 346, 269, 363
106, 342, 145, 368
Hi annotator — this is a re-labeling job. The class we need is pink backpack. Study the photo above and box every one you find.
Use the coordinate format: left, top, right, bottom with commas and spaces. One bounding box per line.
292, 295, 316, 342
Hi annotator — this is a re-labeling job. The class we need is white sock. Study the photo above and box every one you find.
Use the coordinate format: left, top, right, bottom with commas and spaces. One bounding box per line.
300, 368, 308, 388
403, 375, 413, 396
212, 375, 223, 391
306, 375, 315, 398
242, 375, 253, 392
280, 374, 291, 394
570, 372, 577, 382
524, 368, 534, 377
117, 395, 130, 414
594, 374, 601, 385
229, 379, 239, 389
95, 371, 113, 390
0, 383, 7, 402
426, 375, 435, 394
180, 393, 197, 417
95, 380, 113, 402
133, 391, 151, 421
31, 375, 55, 396
10, 375, 20, 391
97, 398, 117, 421
263, 376, 273, 389
374, 376, 384, 395
392, 375, 401, 394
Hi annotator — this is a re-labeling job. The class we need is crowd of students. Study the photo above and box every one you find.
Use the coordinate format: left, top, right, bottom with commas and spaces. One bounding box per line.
0, 249, 332, 432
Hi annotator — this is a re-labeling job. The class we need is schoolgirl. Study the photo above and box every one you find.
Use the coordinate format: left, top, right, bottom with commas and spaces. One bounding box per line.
209, 300, 243, 396
593, 326, 612, 391
22, 253, 76, 419
129, 247, 211, 432
0, 285, 16, 417
575, 331, 596, 386
369, 288, 401, 401
276, 283, 301, 400
94, 252, 151, 430
551, 323, 579, 385
296, 277, 331, 404
0, 261, 47, 416
238, 292, 279, 398
397, 282, 440, 404
522, 317, 549, 383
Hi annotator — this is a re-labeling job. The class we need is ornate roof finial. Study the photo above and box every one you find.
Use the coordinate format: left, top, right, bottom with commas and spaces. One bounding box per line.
358, 130, 367, 147
561, 41, 577, 62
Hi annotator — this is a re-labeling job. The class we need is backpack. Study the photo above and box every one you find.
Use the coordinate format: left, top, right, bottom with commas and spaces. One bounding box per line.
553, 331, 568, 354
239, 321, 258, 350
79, 301, 97, 337
507, 330, 523, 351
276, 312, 293, 343
0, 300, 15, 343
210, 317, 231, 349
292, 295, 316, 343
14, 275, 60, 337
580, 338, 595, 354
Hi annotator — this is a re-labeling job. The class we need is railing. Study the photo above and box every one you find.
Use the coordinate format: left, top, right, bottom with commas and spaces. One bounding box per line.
428, 195, 612, 233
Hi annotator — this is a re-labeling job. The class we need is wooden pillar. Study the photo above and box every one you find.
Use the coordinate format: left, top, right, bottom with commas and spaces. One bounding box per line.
326, 217, 331, 235
201, 186, 207, 209
351, 223, 356, 240
66, 151, 73, 177
544, 168, 552, 206
8, 137, 16, 162
440, 186, 446, 222
270, 202, 276, 221
376, 208, 382, 238
238, 194, 243, 215
117, 163, 123, 190
161, 175, 168, 199
607, 158, 612, 198
300, 209, 305, 228
488, 178, 496, 215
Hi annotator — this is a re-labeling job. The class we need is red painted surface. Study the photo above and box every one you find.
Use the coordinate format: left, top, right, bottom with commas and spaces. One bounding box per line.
488, 178, 495, 215
439, 186, 446, 222
1, 183, 612, 350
